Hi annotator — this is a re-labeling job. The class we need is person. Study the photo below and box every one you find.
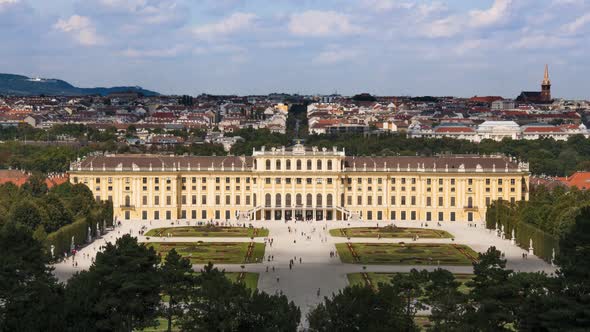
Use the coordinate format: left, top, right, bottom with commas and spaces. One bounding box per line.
317, 288, 321, 297
266, 266, 269, 272
299, 257, 302, 264
276, 277, 280, 283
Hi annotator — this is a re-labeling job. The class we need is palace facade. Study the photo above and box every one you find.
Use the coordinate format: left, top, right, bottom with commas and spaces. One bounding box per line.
69, 144, 530, 223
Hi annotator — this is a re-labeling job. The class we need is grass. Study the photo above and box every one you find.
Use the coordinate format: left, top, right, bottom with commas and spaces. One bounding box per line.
139, 318, 179, 332
347, 272, 474, 294
145, 226, 269, 238
330, 226, 453, 239
336, 243, 478, 266
147, 242, 265, 264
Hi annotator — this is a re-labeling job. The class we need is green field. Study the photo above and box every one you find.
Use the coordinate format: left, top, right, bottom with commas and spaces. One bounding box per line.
147, 242, 265, 264
330, 226, 453, 239
336, 243, 478, 265
145, 226, 269, 238
347, 272, 474, 293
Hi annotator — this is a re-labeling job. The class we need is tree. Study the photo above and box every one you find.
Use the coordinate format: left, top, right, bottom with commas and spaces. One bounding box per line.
21, 173, 48, 197
557, 206, 590, 286
160, 249, 193, 332
308, 284, 416, 332
385, 269, 429, 324
463, 247, 518, 331
180, 263, 300, 332
64, 235, 161, 332
0, 222, 65, 331
8, 200, 45, 230
424, 269, 467, 331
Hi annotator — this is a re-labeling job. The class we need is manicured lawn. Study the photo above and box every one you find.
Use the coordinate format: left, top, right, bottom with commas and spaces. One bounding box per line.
330, 226, 453, 239
147, 242, 265, 264
145, 226, 269, 238
347, 272, 474, 294
336, 243, 477, 265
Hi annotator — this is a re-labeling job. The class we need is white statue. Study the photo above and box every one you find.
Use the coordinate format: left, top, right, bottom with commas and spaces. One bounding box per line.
50, 244, 55, 258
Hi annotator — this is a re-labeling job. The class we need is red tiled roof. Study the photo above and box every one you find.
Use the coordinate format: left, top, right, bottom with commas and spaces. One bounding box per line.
434, 127, 475, 133
557, 172, 590, 190
523, 127, 563, 133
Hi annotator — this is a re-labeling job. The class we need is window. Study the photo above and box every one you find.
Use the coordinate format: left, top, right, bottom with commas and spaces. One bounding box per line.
275, 178, 281, 184
265, 194, 271, 207
498, 179, 503, 185
154, 196, 160, 205
451, 179, 455, 185
225, 195, 230, 205
401, 211, 406, 220
154, 211, 159, 220
390, 211, 396, 220
327, 194, 333, 206
486, 197, 491, 206
377, 196, 383, 205
426, 178, 431, 185
286, 160, 291, 170
265, 178, 271, 184
296, 194, 302, 206
306, 178, 312, 185
296, 160, 302, 170
468, 178, 473, 185
236, 195, 241, 205
411, 211, 416, 220
192, 195, 197, 205
426, 212, 431, 221
201, 195, 207, 205
426, 197, 431, 206
450, 212, 456, 221
327, 160, 333, 170
276, 194, 282, 206
192, 210, 197, 219
438, 197, 443, 206
317, 160, 322, 170
367, 196, 372, 205
347, 196, 352, 205
367, 211, 373, 220
307, 160, 312, 170
486, 178, 491, 185
286, 194, 292, 206
276, 160, 281, 170
377, 211, 382, 220
316, 194, 322, 206
307, 194, 313, 206
401, 196, 406, 205
438, 212, 443, 221
411, 196, 416, 205
391, 196, 396, 205
181, 195, 186, 204
357, 196, 362, 205
201, 211, 207, 219
246, 195, 251, 205
266, 160, 271, 170
511, 179, 516, 185
166, 196, 171, 205
450, 197, 456, 207
142, 211, 147, 220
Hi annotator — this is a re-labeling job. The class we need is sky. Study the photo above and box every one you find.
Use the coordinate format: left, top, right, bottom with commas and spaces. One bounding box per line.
0, 0, 589, 99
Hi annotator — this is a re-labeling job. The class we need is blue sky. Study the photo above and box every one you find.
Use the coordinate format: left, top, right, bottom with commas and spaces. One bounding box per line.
1, 0, 589, 98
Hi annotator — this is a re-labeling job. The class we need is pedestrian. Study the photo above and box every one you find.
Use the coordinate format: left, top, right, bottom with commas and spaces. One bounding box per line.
276, 277, 280, 283
272, 266, 275, 272
317, 288, 320, 297
299, 257, 302, 264
266, 266, 269, 272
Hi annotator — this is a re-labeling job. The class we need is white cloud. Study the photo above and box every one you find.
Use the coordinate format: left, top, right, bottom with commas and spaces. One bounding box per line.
122, 45, 187, 58
562, 13, 590, 34
469, 0, 513, 28
288, 10, 363, 37
259, 40, 303, 49
511, 34, 575, 49
313, 48, 360, 65
420, 16, 462, 38
54, 15, 105, 46
193, 12, 256, 40
360, 0, 414, 12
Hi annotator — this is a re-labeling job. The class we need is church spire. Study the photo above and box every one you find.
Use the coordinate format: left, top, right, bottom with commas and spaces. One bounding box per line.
543, 64, 550, 85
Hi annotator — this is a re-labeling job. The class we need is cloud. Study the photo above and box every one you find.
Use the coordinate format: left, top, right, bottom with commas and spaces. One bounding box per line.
469, 0, 513, 28
54, 15, 105, 46
562, 12, 590, 34
192, 12, 256, 40
259, 40, 303, 49
122, 45, 187, 58
313, 48, 360, 65
420, 16, 462, 38
360, 0, 414, 12
511, 34, 575, 49
288, 10, 364, 37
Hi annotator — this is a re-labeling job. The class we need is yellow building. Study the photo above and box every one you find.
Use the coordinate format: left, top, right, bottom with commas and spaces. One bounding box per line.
69, 144, 529, 223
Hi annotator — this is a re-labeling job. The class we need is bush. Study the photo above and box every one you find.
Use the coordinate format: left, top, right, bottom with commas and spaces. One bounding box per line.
46, 217, 89, 258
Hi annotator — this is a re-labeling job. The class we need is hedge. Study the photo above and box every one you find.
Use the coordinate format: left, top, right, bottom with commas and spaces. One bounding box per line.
46, 217, 88, 259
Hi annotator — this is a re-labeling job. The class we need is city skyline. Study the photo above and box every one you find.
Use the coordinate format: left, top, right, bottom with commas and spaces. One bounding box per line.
1, 0, 589, 98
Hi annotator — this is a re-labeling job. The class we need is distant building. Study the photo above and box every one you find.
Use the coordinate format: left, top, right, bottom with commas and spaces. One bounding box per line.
516, 65, 552, 104
491, 99, 516, 111
557, 172, 590, 190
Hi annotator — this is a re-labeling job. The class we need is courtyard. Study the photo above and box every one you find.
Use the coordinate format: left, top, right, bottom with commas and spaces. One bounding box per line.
52, 219, 556, 328
336, 242, 478, 265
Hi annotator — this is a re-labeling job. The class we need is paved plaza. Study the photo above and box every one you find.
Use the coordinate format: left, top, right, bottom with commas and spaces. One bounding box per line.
53, 219, 556, 327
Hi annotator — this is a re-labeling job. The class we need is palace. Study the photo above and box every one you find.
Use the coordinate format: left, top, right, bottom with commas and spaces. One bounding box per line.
69, 144, 530, 223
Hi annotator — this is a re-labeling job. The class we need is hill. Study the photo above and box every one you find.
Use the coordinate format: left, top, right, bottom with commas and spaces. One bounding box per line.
0, 74, 159, 96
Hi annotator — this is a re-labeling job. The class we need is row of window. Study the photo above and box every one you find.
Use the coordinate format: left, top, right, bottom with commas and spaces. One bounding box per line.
261, 159, 336, 171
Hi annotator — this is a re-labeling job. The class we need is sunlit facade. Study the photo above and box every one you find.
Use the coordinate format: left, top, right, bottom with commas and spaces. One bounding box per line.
70, 144, 530, 223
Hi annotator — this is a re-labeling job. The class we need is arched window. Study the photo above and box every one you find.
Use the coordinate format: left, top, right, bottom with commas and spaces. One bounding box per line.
276, 160, 281, 170
307, 160, 312, 170
286, 193, 292, 207
317, 160, 322, 170
286, 160, 291, 170
125, 195, 130, 206
316, 194, 323, 206
265, 160, 271, 170
327, 160, 333, 170
306, 194, 313, 206
275, 194, 282, 206
327, 194, 333, 207
265, 193, 271, 207
296, 160, 302, 170
296, 194, 302, 206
